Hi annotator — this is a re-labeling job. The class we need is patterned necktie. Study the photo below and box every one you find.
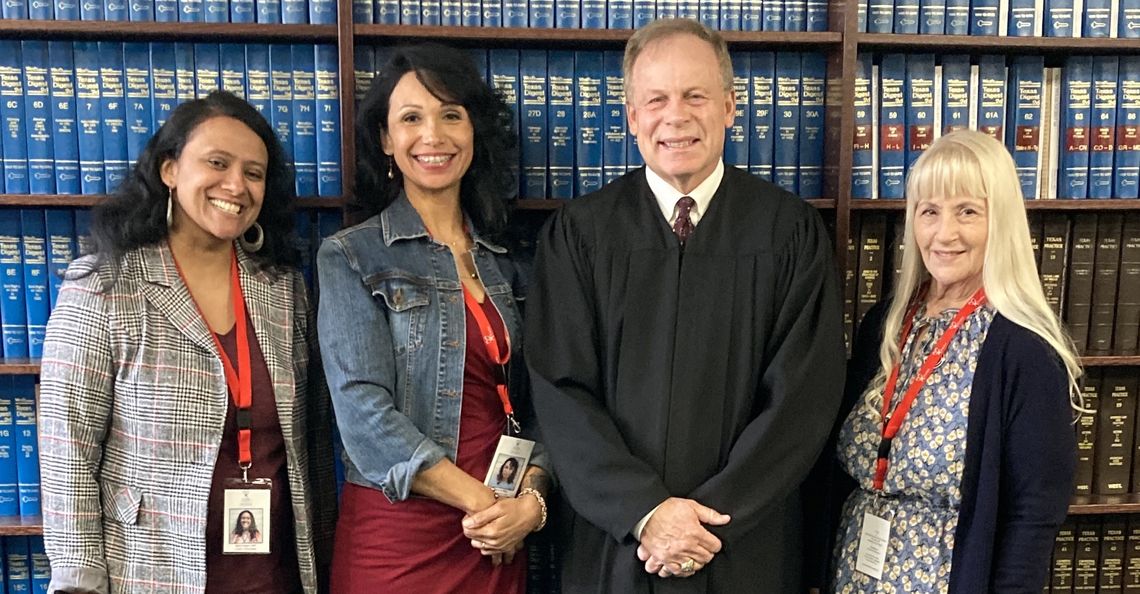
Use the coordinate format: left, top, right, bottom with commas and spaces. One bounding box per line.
672, 196, 696, 244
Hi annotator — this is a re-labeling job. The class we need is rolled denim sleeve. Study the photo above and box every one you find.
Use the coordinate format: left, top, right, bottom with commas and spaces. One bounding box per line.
316, 237, 447, 502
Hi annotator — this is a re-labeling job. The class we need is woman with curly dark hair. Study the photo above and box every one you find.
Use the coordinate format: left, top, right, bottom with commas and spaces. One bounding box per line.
318, 44, 553, 593
39, 90, 337, 594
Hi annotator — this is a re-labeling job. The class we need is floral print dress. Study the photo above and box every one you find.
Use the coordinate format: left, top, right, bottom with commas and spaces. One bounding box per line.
832, 304, 995, 594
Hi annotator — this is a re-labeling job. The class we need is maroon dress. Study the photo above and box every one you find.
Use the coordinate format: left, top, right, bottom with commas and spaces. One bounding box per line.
329, 295, 526, 594
204, 321, 302, 594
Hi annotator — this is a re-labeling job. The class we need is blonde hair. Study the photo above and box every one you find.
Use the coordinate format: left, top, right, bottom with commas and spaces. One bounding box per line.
875, 129, 1082, 411
622, 19, 733, 99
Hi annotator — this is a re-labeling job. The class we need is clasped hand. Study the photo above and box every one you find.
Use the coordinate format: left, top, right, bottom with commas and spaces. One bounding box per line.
462, 495, 542, 566
637, 497, 730, 578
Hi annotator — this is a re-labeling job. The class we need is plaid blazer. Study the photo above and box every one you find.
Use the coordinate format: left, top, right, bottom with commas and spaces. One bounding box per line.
39, 243, 337, 594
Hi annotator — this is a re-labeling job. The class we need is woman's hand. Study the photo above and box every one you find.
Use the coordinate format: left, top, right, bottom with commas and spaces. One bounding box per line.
462, 494, 542, 563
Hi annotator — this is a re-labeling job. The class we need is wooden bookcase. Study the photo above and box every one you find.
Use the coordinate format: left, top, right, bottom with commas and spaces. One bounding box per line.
0, 0, 1138, 534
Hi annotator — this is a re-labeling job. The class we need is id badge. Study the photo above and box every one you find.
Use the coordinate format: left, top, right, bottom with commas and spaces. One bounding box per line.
222, 478, 272, 555
483, 435, 535, 497
854, 510, 891, 580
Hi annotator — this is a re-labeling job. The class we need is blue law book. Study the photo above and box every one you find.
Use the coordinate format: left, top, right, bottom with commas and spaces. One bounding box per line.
256, 0, 280, 21
940, 54, 971, 134
1060, 56, 1093, 198
698, 0, 719, 29
1115, 57, 1140, 199
904, 54, 935, 169
0, 42, 29, 195
1090, 57, 1119, 199
352, 45, 374, 108
656, 0, 676, 18
504, 0, 527, 27
1006, 56, 1044, 199
178, 0, 202, 22
12, 376, 39, 518
580, 0, 603, 27
773, 52, 801, 195
73, 209, 93, 256
529, 0, 551, 25
490, 49, 520, 197
547, 51, 574, 199
976, 55, 1007, 144
1123, 0, 1140, 37
851, 53, 873, 199
722, 0, 743, 30
725, 53, 751, 172
748, 51, 775, 182
893, 0, 919, 32
857, 0, 868, 30
174, 43, 196, 104
80, 0, 103, 19
799, 53, 825, 198
315, 45, 341, 197
867, 0, 893, 32
21, 42, 54, 196
309, 0, 332, 22
220, 43, 246, 99
632, 0, 653, 27
575, 51, 603, 197
18, 210, 47, 360
55, 0, 77, 19
104, 0, 128, 20
1045, 0, 1075, 36
742, 0, 763, 30
246, 45, 271, 121
419, 0, 439, 23
6, 535, 30, 593
268, 46, 293, 162
969, 0, 999, 34
0, 378, 18, 518
677, 0, 697, 20
43, 209, 75, 309
460, 0, 478, 24
554, 0, 576, 26
763, 0, 784, 30
1008, 0, 1037, 34
879, 54, 906, 200
520, 50, 547, 198
230, 0, 253, 21
48, 42, 79, 195
150, 43, 177, 130
944, 0, 969, 32
608, 0, 630, 27
602, 51, 626, 186
129, 0, 154, 19
469, 49, 487, 84
481, 0, 500, 25
919, 0, 946, 33
193, 43, 220, 98
806, 0, 827, 29
155, 0, 176, 19
72, 41, 104, 195
353, 0, 369, 18
0, 213, 28, 359
281, 0, 305, 22
292, 45, 317, 197
627, 135, 644, 169
30, 537, 49, 594
3, 0, 28, 17
1084, 0, 1111, 37
98, 42, 128, 194
30, 0, 53, 18
440, 0, 459, 24
123, 43, 152, 171
373, 0, 396, 21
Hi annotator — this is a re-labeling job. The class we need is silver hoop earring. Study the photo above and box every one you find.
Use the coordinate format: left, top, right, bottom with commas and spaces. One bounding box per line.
239, 222, 265, 253
166, 187, 174, 228
387, 158, 394, 179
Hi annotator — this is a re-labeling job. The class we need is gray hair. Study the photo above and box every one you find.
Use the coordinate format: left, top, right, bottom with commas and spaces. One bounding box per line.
622, 19, 733, 99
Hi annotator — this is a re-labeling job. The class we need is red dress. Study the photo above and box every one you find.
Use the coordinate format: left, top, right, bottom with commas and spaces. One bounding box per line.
329, 294, 527, 594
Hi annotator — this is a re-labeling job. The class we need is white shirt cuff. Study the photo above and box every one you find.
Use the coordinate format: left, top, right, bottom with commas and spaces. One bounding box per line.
633, 503, 663, 541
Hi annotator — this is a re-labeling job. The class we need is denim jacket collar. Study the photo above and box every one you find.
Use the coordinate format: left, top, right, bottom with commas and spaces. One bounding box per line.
380, 192, 507, 254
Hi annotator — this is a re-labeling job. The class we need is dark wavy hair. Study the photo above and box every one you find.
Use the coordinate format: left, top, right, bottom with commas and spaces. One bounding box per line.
88, 90, 299, 276
354, 43, 518, 236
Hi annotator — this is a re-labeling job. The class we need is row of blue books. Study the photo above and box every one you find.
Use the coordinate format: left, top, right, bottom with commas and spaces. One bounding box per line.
0, 0, 333, 24
852, 54, 1140, 200
357, 47, 829, 199
0, 536, 49, 593
0, 41, 342, 199
858, 0, 1140, 37
0, 377, 39, 522
351, 0, 828, 30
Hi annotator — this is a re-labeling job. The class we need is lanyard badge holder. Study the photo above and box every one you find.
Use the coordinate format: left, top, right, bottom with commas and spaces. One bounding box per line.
855, 286, 987, 580
463, 285, 535, 498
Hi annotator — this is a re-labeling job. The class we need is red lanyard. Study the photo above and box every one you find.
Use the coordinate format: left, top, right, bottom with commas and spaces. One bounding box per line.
173, 248, 254, 469
462, 284, 520, 434
872, 286, 987, 491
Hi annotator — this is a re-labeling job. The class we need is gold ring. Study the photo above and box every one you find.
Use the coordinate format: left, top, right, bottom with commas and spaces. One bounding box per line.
680, 558, 695, 573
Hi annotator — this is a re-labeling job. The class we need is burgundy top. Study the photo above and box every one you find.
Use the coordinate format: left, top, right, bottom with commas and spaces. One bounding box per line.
205, 317, 302, 594
329, 294, 526, 594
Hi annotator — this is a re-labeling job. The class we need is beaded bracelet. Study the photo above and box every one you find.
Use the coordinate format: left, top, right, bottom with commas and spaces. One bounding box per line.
517, 487, 548, 532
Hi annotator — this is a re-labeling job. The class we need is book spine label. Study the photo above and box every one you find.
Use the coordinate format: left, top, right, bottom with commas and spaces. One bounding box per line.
1009, 0, 1037, 33
0, 41, 30, 195
99, 41, 128, 193
73, 41, 104, 195
1047, 0, 1076, 36
48, 41, 79, 195
773, 52, 801, 195
1009, 56, 1045, 199
315, 44, 341, 197
749, 51, 775, 182
0, 213, 28, 358
12, 376, 38, 517
905, 54, 935, 169
879, 54, 906, 199
521, 50, 548, 198
574, 51, 603, 197
246, 44, 271, 123
1090, 56, 1119, 199
20, 210, 48, 360
799, 53, 825, 198
23, 41, 54, 196
292, 44, 317, 197
547, 51, 574, 199
852, 53, 874, 198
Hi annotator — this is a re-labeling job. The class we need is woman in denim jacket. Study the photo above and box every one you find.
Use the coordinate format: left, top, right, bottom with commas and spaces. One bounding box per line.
317, 44, 553, 593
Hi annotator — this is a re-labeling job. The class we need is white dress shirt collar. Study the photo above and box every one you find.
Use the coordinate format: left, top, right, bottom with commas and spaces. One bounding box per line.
646, 160, 725, 227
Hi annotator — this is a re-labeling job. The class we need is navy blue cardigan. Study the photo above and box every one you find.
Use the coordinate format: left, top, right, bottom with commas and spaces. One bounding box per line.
810, 302, 1076, 593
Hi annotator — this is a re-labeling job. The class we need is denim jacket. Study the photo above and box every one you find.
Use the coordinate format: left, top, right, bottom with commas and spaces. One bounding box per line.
316, 194, 549, 502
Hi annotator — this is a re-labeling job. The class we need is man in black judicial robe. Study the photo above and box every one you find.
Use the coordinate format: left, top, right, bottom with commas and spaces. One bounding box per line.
525, 18, 846, 594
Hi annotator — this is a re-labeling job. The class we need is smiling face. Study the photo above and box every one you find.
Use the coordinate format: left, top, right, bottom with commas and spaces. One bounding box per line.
239, 511, 253, 529
161, 115, 268, 249
913, 194, 989, 298
626, 33, 735, 194
382, 71, 475, 202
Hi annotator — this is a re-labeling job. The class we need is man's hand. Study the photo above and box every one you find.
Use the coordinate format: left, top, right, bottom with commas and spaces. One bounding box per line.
636, 497, 730, 577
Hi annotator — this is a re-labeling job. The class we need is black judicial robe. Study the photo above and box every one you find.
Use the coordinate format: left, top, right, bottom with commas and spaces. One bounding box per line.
525, 167, 847, 593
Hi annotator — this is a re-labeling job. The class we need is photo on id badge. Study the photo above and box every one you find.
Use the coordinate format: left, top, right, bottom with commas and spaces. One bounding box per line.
223, 485, 271, 554
484, 435, 535, 498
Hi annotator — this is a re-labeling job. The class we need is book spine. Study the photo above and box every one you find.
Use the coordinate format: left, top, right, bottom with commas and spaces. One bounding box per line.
1117, 56, 1140, 199
894, 0, 919, 32
1040, 215, 1071, 316
292, 44, 317, 197
30, 0, 53, 18
773, 52, 801, 195
1095, 365, 1134, 493
269, 44, 294, 166
722, 0, 743, 30
104, 0, 128, 20
11, 376, 37, 518
43, 209, 75, 310
677, 0, 697, 20
1046, 0, 1076, 35
1118, 215, 1140, 357
193, 42, 220, 99
749, 51, 776, 183
905, 54, 935, 171
48, 42, 78, 195
22, 41, 53, 196
843, 217, 859, 349
1090, 213, 1124, 355
945, 0, 970, 32
0, 378, 17, 518
799, 53, 825, 198
1075, 520, 1103, 590
123, 42, 152, 173
73, 41, 103, 195
173, 43, 195, 105
1084, 0, 1111, 36
353, 0, 369, 19
1124, 0, 1140, 37
919, 0, 947, 32
579, 0, 602, 27
601, 50, 626, 187
255, 0, 280, 22
726, 53, 751, 173
520, 50, 548, 198
19, 210, 48, 360
868, 0, 893, 31
73, 209, 93, 256
1062, 56, 1093, 198
971, 0, 1000, 33
1055, 520, 1078, 592
855, 213, 887, 326
977, 55, 1007, 143
230, 0, 253, 21
1076, 370, 1101, 496
246, 44, 271, 123
879, 54, 906, 199
1008, 55, 1045, 199
6, 533, 30, 593
762, 0, 784, 30
741, 0, 762, 30
314, 44, 340, 197
0, 42, 29, 195
547, 51, 574, 199
0, 214, 27, 359
55, 0, 77, 19
418, 0, 438, 24
806, 0, 827, 29
308, 0, 332, 22
203, 0, 225, 20
1067, 213, 1099, 354
488, 49, 519, 198
574, 51, 602, 197
655, 0, 676, 18
941, 54, 971, 134
98, 41, 128, 194
152, 0, 175, 19
1103, 518, 1128, 590
857, 0, 868, 30
1009, 0, 1036, 33
852, 53, 873, 199
178, 0, 201, 22
149, 43, 176, 131
527, 0, 550, 25
1090, 56, 1120, 199
280, 0, 304, 22
351, 46, 374, 108
439, 0, 459, 24
632, 0, 653, 28
553, 0, 575, 26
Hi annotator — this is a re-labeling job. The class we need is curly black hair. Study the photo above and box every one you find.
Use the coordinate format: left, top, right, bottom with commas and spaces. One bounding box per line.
87, 90, 299, 276
354, 43, 519, 236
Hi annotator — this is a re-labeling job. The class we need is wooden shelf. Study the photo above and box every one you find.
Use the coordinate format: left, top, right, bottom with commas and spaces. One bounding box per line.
355, 24, 841, 48
1070, 495, 1140, 515
0, 20, 337, 41
516, 198, 836, 210
856, 33, 1140, 56
851, 199, 1140, 211
0, 516, 42, 536
0, 195, 345, 209
0, 360, 41, 375
1081, 356, 1140, 366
